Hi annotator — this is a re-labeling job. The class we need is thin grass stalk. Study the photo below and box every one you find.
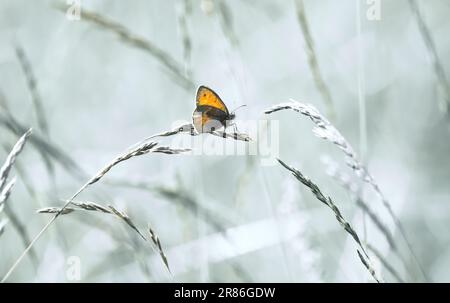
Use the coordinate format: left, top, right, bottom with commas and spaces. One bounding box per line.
216, 0, 239, 47
105, 179, 229, 232
39, 202, 154, 281
355, 0, 368, 244
177, 0, 193, 73
277, 159, 382, 282
107, 205, 147, 241
323, 157, 396, 250
1, 141, 189, 282
0, 179, 15, 209
14, 44, 49, 138
354, 199, 395, 251
15, 43, 60, 197
367, 243, 404, 283
148, 226, 170, 273
409, 0, 450, 115
128, 123, 251, 152
294, 0, 335, 120
259, 168, 295, 281
0, 112, 84, 178
265, 101, 428, 280
0, 91, 56, 182
37, 200, 171, 274
0, 130, 32, 249
0, 219, 7, 237
1, 146, 37, 201
1, 143, 40, 264
1, 141, 71, 262
53, 3, 195, 90
105, 179, 253, 282
324, 157, 411, 281
0, 129, 32, 190
0, 91, 8, 111
2, 202, 38, 265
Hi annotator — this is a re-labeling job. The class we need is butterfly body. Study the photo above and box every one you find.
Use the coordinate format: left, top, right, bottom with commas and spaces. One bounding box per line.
193, 86, 236, 133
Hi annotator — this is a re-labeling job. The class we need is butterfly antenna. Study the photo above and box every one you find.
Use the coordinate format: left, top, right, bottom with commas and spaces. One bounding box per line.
231, 104, 247, 114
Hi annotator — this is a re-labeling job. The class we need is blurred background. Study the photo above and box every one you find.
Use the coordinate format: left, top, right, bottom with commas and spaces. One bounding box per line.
0, 0, 449, 282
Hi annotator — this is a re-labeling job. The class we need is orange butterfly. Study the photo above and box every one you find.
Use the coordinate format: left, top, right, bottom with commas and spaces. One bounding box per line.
192, 86, 245, 133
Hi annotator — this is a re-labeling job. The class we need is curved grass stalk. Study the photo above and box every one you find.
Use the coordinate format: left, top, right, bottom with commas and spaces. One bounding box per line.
265, 101, 428, 281
278, 159, 382, 282
1, 141, 189, 282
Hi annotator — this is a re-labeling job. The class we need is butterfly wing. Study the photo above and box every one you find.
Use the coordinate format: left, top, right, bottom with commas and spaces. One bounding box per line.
196, 86, 229, 115
193, 108, 226, 133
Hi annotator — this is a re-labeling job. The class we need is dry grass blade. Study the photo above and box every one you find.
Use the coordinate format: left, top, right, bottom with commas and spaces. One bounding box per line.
148, 184, 248, 279
127, 123, 194, 150
2, 200, 38, 264
357, 250, 379, 283
211, 130, 251, 142
266, 102, 358, 171
0, 189, 14, 250
0, 132, 38, 262
1, 143, 38, 200
323, 158, 396, 251
294, 0, 335, 120
277, 158, 382, 282
37, 200, 171, 274
0, 112, 83, 178
2, 140, 186, 282
265, 101, 427, 280
85, 142, 190, 195
164, 184, 228, 228
177, 0, 193, 70
37, 200, 109, 215
0, 220, 7, 237
217, 0, 239, 47
355, 200, 395, 250
89, 142, 189, 185
70, 201, 110, 213
327, 162, 406, 282
106, 179, 252, 281
0, 129, 30, 236
53, 3, 195, 90
107, 205, 146, 241
367, 243, 405, 283
129, 123, 251, 151
0, 178, 16, 207
0, 129, 31, 242
148, 226, 170, 273
15, 44, 49, 137
409, 0, 450, 115
37, 200, 116, 216
88, 142, 158, 185
15, 44, 56, 181
152, 146, 192, 155
107, 180, 229, 232
37, 207, 76, 215
0, 91, 8, 111
0, 129, 32, 190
